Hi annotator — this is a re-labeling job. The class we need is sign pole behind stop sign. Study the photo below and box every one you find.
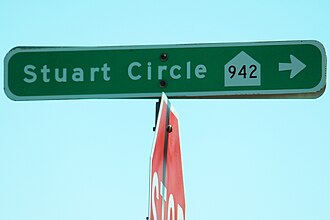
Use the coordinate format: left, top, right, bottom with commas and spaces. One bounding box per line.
149, 93, 185, 220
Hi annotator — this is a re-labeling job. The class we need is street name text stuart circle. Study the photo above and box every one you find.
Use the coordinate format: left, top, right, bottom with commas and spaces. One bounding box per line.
23, 61, 207, 84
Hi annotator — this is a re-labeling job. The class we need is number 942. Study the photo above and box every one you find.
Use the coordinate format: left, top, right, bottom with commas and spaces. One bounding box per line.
228, 64, 258, 79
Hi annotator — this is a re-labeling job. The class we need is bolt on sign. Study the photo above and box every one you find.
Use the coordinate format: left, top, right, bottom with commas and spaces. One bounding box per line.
4, 40, 326, 100
149, 93, 185, 220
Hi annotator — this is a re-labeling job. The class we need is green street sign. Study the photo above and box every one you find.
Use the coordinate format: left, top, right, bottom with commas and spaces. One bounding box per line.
4, 40, 326, 100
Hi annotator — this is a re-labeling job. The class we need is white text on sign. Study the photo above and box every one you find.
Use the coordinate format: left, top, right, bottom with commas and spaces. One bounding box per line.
22, 61, 207, 84
151, 172, 184, 220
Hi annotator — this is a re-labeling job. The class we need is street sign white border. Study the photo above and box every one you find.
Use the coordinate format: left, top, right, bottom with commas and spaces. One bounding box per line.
4, 40, 327, 100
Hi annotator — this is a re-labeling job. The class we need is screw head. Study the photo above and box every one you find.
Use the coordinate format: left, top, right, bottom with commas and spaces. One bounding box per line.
160, 53, 168, 61
160, 80, 167, 88
167, 125, 173, 133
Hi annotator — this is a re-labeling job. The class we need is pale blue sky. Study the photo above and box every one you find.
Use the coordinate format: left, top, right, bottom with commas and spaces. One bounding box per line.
1, 1, 330, 220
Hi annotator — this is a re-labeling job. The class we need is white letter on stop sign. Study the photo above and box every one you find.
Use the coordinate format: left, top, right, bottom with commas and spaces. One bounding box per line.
152, 172, 159, 220
167, 194, 175, 220
177, 204, 184, 220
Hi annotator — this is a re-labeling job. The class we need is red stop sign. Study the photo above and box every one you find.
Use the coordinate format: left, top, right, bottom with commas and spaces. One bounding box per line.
149, 93, 185, 220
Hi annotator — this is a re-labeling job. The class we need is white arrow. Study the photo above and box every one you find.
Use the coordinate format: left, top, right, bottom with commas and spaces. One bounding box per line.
279, 55, 306, 79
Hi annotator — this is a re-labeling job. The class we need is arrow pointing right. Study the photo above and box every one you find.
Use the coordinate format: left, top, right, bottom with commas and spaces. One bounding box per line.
279, 55, 306, 79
